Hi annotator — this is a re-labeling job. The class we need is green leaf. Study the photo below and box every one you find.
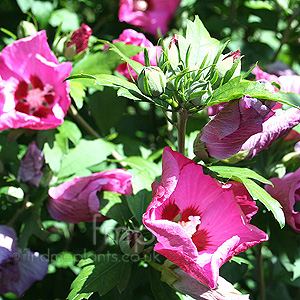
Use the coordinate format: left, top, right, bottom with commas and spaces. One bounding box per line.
126, 189, 152, 225
49, 8, 80, 32
105, 197, 133, 226
16, 0, 34, 12
88, 89, 127, 136
185, 16, 220, 67
67, 254, 131, 300
43, 141, 63, 174
150, 268, 181, 300
101, 40, 144, 75
57, 121, 82, 146
71, 42, 142, 79
208, 77, 300, 109
209, 166, 271, 185
57, 139, 115, 179
208, 166, 285, 228
31, 1, 53, 29
243, 178, 285, 228
70, 81, 87, 109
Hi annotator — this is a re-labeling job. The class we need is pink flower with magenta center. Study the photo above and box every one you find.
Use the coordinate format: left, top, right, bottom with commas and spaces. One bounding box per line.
0, 31, 72, 130
143, 147, 268, 288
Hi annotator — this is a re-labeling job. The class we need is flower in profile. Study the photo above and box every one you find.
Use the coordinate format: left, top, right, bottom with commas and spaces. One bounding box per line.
118, 0, 181, 36
111, 29, 161, 81
0, 31, 72, 131
195, 95, 275, 160
48, 169, 133, 223
143, 147, 268, 288
0, 225, 48, 297
265, 168, 300, 232
18, 141, 44, 187
65, 23, 92, 59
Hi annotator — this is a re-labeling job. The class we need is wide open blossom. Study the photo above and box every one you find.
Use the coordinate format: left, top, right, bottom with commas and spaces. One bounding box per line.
143, 147, 268, 289
196, 95, 275, 160
265, 168, 300, 232
0, 31, 72, 131
48, 169, 133, 223
119, 0, 181, 36
0, 225, 48, 297
112, 29, 161, 81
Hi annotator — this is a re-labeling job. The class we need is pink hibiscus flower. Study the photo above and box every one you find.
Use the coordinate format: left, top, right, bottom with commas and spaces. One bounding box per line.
119, 0, 181, 36
143, 147, 268, 289
0, 31, 72, 131
112, 29, 161, 81
48, 169, 133, 223
265, 168, 300, 232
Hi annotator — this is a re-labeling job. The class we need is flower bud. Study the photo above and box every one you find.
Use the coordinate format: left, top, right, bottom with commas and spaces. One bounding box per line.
17, 21, 37, 39
138, 66, 166, 97
18, 141, 44, 187
65, 23, 92, 60
216, 50, 241, 80
186, 81, 211, 107
168, 34, 179, 67
119, 230, 144, 255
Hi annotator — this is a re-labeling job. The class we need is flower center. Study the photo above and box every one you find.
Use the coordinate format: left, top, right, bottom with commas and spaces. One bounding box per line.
14, 76, 54, 117
178, 215, 201, 237
133, 0, 149, 11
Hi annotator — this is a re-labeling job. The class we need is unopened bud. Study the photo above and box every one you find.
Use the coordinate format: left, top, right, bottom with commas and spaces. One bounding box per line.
17, 21, 37, 39
138, 66, 166, 97
216, 50, 241, 79
119, 230, 144, 255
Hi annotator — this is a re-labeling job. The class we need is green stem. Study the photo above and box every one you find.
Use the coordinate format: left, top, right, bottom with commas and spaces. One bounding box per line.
147, 260, 163, 272
257, 243, 266, 300
177, 110, 188, 154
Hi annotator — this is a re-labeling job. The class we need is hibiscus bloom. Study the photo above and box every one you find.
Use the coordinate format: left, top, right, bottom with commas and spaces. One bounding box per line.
0, 226, 48, 297
265, 168, 300, 232
119, 0, 181, 36
48, 169, 133, 223
196, 95, 275, 160
111, 29, 161, 81
143, 147, 268, 288
0, 31, 72, 131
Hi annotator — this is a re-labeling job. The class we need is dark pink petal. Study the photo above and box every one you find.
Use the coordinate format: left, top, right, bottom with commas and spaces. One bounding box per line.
265, 168, 300, 232
14, 81, 28, 100
241, 108, 300, 158
48, 170, 133, 223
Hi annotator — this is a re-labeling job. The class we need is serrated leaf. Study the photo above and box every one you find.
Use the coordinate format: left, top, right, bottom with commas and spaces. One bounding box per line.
57, 139, 115, 179
208, 166, 285, 228
57, 121, 82, 146
209, 166, 271, 185
243, 178, 285, 228
67, 254, 131, 300
126, 189, 152, 225
208, 77, 300, 109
